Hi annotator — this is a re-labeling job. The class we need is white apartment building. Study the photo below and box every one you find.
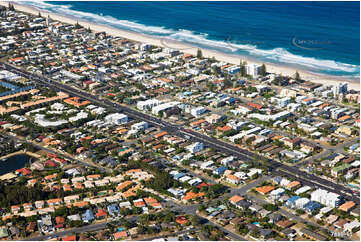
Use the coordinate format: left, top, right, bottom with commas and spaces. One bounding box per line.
137, 99, 161, 111
310, 189, 343, 208
131, 121, 149, 131
295, 197, 310, 209
190, 106, 207, 118
333, 82, 348, 96
246, 64, 262, 77
104, 113, 128, 125
186, 142, 204, 154
152, 101, 181, 116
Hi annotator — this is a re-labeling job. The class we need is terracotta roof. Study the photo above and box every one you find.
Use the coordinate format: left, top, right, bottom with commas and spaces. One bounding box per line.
338, 115, 351, 121
286, 181, 300, 189
216, 125, 232, 132
229, 195, 244, 204
339, 201, 356, 212
73, 201, 89, 208
56, 216, 65, 224
122, 190, 136, 199
116, 180, 133, 191
113, 231, 128, 239
227, 174, 240, 181
276, 219, 294, 228
96, 209, 107, 218
86, 174, 101, 180
271, 135, 283, 141
64, 97, 91, 107
183, 191, 205, 200
133, 200, 146, 207
62, 235, 76, 241
248, 102, 263, 110
176, 215, 189, 225
47, 198, 63, 205
44, 173, 57, 180
154, 131, 168, 139
125, 169, 142, 174
144, 197, 158, 205
255, 185, 275, 194
190, 119, 206, 127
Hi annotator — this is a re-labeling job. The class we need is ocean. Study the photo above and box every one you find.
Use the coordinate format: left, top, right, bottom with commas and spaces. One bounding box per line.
20, 1, 360, 79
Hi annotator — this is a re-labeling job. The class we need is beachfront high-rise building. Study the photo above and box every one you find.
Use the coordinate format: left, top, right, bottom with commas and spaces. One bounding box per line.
333, 82, 348, 96
245, 64, 262, 77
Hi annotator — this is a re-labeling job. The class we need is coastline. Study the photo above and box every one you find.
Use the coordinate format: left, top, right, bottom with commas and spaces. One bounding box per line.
2, 1, 360, 91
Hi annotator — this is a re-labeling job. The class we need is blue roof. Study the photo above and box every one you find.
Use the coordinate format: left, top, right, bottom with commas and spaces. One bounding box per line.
350, 144, 359, 150
215, 166, 227, 174
326, 153, 339, 160
273, 176, 282, 184
0, 81, 18, 90
174, 173, 185, 179
172, 155, 181, 160
0, 85, 34, 97
82, 209, 95, 221
287, 196, 301, 203
107, 204, 120, 213
210, 211, 220, 217
304, 201, 321, 211
227, 97, 236, 103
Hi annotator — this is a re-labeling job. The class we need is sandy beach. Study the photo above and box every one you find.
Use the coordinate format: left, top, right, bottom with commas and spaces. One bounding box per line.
2, 1, 360, 91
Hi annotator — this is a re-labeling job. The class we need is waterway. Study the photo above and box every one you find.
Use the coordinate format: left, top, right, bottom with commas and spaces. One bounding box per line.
0, 154, 33, 175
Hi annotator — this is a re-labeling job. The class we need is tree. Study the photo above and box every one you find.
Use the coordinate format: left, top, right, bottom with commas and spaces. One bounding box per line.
223, 76, 233, 88
197, 49, 203, 59
38, 11, 41, 17
261, 63, 267, 76
190, 215, 201, 226
8, 3, 15, 11
262, 203, 278, 211
240, 60, 247, 77
295, 71, 301, 81
75, 21, 82, 29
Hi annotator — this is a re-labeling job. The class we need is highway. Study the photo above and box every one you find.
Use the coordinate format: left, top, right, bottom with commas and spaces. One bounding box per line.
1, 62, 358, 204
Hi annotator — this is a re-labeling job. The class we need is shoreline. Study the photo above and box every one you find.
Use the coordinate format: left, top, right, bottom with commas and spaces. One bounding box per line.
3, 1, 360, 91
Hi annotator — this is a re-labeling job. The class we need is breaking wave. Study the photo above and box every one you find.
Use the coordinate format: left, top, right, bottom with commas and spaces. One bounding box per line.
19, 1, 360, 77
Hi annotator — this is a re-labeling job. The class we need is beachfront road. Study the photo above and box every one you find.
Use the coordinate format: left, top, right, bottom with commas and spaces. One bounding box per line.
1, 62, 358, 205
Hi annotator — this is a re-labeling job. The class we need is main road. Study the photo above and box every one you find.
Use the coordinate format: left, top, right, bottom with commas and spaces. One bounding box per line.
1, 62, 358, 204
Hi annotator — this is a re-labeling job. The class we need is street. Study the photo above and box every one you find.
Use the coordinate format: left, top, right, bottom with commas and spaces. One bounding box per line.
1, 62, 358, 206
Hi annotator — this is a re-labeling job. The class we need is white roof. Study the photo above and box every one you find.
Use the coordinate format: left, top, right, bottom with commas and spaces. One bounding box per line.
344, 221, 360, 230
179, 175, 192, 182
295, 186, 311, 195
320, 206, 333, 214
270, 188, 285, 195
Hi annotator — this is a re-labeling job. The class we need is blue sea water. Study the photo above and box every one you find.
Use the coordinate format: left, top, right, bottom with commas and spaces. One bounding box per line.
21, 1, 360, 78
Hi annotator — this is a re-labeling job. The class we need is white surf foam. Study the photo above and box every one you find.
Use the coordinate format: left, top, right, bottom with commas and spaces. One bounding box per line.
19, 1, 361, 76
